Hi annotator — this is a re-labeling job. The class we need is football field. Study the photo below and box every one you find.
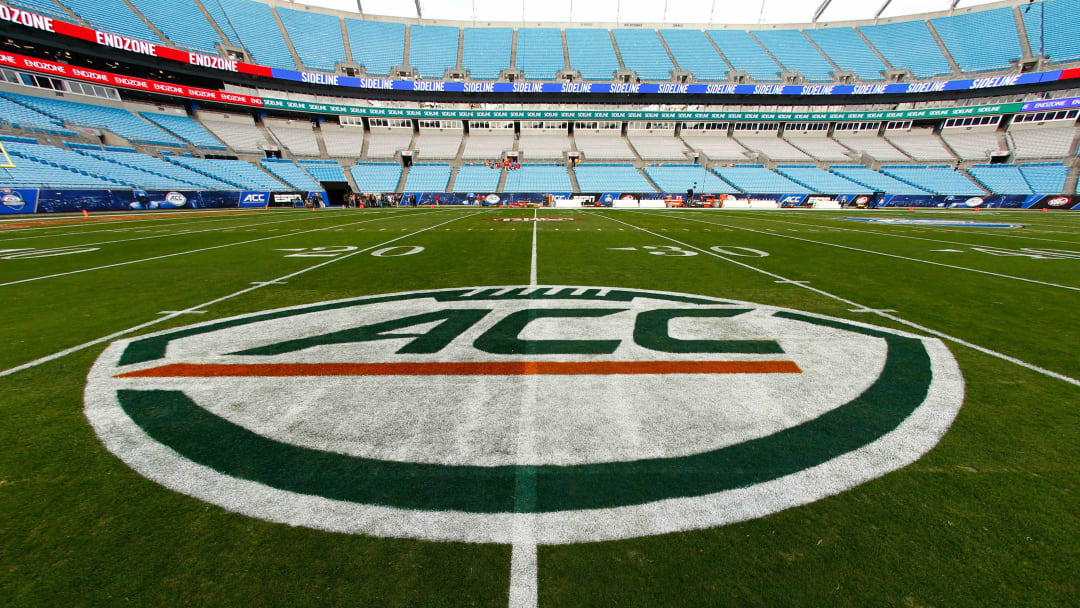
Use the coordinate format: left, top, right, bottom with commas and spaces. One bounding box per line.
1, 206, 1077, 607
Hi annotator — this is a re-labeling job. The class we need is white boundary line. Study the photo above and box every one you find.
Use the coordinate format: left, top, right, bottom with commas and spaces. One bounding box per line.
636, 211, 1079, 292
0, 209, 334, 243
0, 211, 353, 249
0, 210, 482, 378
597, 212, 1079, 387
529, 207, 539, 286
0, 209, 306, 235
0, 210, 448, 288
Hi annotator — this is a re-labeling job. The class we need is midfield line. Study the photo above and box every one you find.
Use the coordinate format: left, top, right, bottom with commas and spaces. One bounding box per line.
511, 205, 540, 608
638, 211, 1079, 292
597, 212, 1079, 387
0, 210, 447, 288
0, 210, 483, 378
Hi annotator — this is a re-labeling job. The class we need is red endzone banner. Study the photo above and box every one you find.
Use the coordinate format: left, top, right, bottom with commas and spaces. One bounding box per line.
0, 49, 263, 107
0, 5, 271, 77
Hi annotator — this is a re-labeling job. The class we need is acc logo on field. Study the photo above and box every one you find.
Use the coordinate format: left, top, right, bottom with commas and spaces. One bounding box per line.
85, 287, 964, 544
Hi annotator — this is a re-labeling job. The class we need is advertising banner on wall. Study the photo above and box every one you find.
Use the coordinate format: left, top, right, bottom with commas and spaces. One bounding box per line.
237, 191, 270, 208
0, 188, 38, 214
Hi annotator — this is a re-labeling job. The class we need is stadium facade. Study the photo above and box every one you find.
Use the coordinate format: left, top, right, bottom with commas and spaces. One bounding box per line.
0, 0, 1078, 212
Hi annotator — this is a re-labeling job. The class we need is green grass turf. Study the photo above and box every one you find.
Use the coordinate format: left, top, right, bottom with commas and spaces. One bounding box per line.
0, 207, 1077, 606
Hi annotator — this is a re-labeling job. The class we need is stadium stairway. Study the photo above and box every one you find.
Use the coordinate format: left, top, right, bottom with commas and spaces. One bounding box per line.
123, 0, 170, 49
1067, 165, 1080, 194
924, 21, 963, 75
608, 30, 628, 73
269, 4, 305, 71
395, 165, 409, 193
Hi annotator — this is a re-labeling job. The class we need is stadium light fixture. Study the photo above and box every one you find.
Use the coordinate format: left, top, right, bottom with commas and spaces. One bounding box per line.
813, 0, 833, 22
874, 0, 893, 19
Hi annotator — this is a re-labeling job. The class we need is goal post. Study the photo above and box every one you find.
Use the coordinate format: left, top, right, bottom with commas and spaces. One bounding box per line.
0, 141, 15, 169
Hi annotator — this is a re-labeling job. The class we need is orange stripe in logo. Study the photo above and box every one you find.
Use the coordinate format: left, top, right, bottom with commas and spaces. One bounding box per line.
115, 360, 802, 378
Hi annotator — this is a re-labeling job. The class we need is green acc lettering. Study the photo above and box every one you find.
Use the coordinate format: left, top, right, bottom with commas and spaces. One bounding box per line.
633, 309, 784, 354
230, 309, 491, 356
473, 309, 626, 355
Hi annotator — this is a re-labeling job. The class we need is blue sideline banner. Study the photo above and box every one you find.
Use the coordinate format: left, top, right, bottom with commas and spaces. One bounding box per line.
238, 191, 271, 208
0, 188, 38, 214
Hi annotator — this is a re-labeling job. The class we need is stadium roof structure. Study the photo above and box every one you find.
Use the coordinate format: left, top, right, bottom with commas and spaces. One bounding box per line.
294, 0, 1004, 25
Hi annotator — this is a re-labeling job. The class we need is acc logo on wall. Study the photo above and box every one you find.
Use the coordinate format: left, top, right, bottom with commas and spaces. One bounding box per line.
85, 287, 964, 544
1, 190, 26, 211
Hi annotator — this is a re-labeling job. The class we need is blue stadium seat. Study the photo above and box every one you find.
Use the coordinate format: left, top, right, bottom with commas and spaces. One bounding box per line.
565, 29, 620, 81
213, 0, 297, 70
82, 149, 234, 189
711, 165, 811, 193
516, 28, 566, 80
278, 7, 346, 72
200, 0, 240, 46
573, 164, 656, 192
1022, 0, 1080, 62
6, 141, 192, 189
2, 93, 182, 146
139, 113, 226, 150
350, 163, 402, 191
345, 19, 405, 76
59, 0, 161, 43
403, 163, 452, 192
643, 165, 738, 193
805, 27, 887, 81
753, 30, 835, 82
463, 28, 513, 80
707, 30, 782, 82
659, 30, 728, 81
6, 0, 73, 21
0, 96, 76, 135
1020, 163, 1069, 193
775, 166, 871, 194
453, 165, 502, 192
168, 156, 286, 190
504, 164, 572, 191
0, 139, 117, 188
967, 164, 1033, 194
409, 25, 460, 79
859, 21, 953, 78
879, 165, 985, 195
260, 159, 321, 190
829, 166, 930, 194
931, 8, 1022, 73
611, 30, 673, 81
299, 160, 347, 183
127, 0, 222, 53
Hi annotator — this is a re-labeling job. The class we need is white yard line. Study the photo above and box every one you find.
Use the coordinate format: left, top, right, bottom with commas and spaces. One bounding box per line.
640, 212, 1079, 292
0, 211, 447, 288
511, 205, 541, 608
530, 207, 539, 286
0, 210, 481, 378
598, 212, 1079, 387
